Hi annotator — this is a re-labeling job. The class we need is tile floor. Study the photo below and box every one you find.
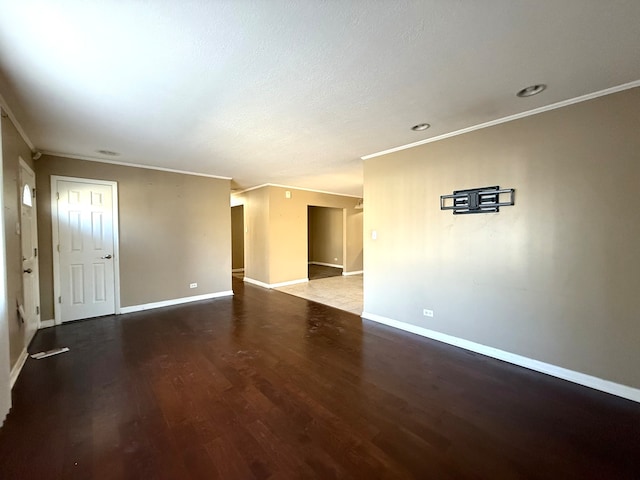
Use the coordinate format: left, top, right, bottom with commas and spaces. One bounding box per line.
234, 266, 364, 315
275, 273, 363, 315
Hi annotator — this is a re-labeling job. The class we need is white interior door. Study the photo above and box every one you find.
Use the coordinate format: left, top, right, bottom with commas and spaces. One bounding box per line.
19, 159, 40, 341
53, 177, 119, 323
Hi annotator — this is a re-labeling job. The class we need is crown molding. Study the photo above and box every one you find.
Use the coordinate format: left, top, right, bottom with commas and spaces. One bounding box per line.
0, 92, 35, 151
233, 183, 361, 198
40, 151, 232, 180
362, 79, 640, 160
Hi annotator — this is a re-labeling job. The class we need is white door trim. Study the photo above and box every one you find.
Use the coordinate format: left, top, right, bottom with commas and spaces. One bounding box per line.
51, 176, 121, 325
18, 157, 41, 337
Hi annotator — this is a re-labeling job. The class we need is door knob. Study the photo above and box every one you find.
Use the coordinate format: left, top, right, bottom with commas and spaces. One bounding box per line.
23, 268, 33, 274
101, 254, 112, 259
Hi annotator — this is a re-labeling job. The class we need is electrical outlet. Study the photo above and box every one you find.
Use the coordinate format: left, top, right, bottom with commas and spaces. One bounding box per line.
423, 309, 434, 317
190, 283, 198, 289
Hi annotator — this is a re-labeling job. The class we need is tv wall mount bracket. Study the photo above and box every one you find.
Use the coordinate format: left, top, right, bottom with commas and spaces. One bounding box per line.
440, 186, 515, 215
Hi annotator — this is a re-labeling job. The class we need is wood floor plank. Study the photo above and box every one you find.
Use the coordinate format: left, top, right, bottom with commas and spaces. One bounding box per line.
0, 276, 639, 479
206, 435, 261, 480
247, 418, 321, 478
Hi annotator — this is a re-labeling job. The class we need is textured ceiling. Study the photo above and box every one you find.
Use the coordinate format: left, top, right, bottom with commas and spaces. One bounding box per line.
1, 1, 639, 196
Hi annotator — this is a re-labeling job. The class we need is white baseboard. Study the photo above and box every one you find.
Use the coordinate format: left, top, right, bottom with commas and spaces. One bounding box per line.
26, 324, 38, 347
243, 277, 271, 288
244, 277, 309, 289
309, 261, 343, 269
342, 270, 363, 276
120, 291, 234, 314
232, 268, 244, 273
10, 349, 29, 389
361, 312, 640, 403
39, 319, 55, 329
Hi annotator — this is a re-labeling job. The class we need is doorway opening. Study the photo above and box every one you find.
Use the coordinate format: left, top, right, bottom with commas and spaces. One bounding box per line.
231, 205, 244, 277
307, 206, 343, 280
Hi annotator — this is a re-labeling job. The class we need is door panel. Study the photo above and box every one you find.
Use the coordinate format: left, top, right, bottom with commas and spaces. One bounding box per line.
56, 180, 116, 322
20, 161, 39, 341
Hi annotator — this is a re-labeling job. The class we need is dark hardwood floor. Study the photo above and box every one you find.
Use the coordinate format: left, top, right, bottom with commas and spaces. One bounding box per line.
1, 277, 639, 479
308, 264, 343, 280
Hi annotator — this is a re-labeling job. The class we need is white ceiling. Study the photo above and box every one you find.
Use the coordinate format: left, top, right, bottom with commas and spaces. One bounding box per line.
1, 1, 639, 196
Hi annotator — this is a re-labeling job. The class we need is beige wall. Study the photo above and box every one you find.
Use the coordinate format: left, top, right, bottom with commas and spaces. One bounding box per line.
231, 205, 244, 270
1, 111, 34, 370
36, 155, 232, 319
364, 87, 640, 389
0, 112, 8, 421
308, 206, 343, 266
236, 185, 363, 285
242, 187, 270, 283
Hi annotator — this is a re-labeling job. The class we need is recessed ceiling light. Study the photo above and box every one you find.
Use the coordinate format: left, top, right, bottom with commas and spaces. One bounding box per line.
411, 123, 430, 131
516, 84, 547, 98
96, 149, 120, 156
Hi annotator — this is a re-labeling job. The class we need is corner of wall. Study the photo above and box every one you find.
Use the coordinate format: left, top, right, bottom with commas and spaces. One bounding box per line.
0, 113, 14, 422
